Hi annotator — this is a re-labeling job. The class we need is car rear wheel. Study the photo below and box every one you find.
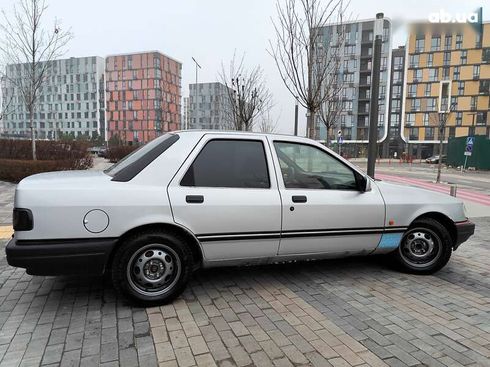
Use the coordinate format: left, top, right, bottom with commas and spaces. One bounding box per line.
112, 230, 193, 305
393, 218, 452, 274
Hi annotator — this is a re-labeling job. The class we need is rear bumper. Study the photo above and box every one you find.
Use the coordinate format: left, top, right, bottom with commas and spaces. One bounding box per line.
6, 237, 117, 276
454, 220, 475, 249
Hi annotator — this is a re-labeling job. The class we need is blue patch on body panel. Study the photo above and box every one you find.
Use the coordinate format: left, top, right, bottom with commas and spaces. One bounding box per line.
377, 233, 403, 249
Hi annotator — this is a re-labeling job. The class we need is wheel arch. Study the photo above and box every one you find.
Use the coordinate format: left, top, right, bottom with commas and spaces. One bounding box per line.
106, 223, 204, 272
411, 211, 457, 246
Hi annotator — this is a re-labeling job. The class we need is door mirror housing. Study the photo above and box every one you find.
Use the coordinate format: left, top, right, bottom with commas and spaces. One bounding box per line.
358, 174, 372, 192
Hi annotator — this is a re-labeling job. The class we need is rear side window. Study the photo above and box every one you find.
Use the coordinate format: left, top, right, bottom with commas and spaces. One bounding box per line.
181, 139, 270, 188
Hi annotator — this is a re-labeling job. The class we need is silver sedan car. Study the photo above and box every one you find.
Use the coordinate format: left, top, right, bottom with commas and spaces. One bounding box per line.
7, 131, 475, 304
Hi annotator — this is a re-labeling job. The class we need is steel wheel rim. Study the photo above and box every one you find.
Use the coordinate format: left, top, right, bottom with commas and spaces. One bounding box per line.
126, 244, 181, 297
399, 227, 442, 268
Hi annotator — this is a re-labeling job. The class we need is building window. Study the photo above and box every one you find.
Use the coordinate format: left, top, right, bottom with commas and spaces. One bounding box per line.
406, 113, 415, 126
409, 54, 419, 67
393, 56, 404, 69
427, 98, 437, 111
431, 36, 441, 51
453, 66, 460, 80
425, 127, 435, 139
442, 67, 450, 80
428, 68, 438, 82
392, 85, 402, 98
407, 84, 416, 97
479, 80, 490, 94
460, 50, 467, 65
456, 112, 462, 126
439, 81, 451, 112
424, 84, 431, 96
391, 99, 401, 112
409, 127, 419, 140
415, 38, 425, 53
444, 34, 452, 50
455, 34, 463, 49
470, 96, 477, 110
443, 52, 451, 66
413, 69, 422, 81
476, 112, 487, 125
483, 48, 490, 63
473, 65, 480, 79
427, 53, 434, 67
423, 113, 430, 126
458, 81, 465, 96
410, 99, 420, 111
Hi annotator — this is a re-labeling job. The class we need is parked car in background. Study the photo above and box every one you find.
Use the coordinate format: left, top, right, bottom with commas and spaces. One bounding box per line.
97, 147, 108, 158
7, 131, 475, 305
426, 155, 446, 164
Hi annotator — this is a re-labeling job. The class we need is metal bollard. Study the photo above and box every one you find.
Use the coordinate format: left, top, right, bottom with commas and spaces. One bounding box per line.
450, 184, 457, 197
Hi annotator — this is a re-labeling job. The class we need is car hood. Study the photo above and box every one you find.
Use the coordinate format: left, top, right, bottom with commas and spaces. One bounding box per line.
374, 180, 462, 204
17, 170, 112, 190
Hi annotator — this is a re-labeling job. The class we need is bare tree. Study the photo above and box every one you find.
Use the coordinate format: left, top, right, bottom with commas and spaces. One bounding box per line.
0, 71, 15, 132
429, 103, 456, 183
0, 0, 72, 159
219, 53, 273, 131
269, 0, 349, 139
258, 108, 280, 133
317, 65, 344, 146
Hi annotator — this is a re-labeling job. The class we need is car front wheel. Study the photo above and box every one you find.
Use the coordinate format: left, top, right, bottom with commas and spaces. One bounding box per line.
393, 217, 452, 274
112, 230, 193, 305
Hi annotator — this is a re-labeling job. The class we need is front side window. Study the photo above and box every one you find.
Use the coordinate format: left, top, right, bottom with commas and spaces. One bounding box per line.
274, 142, 358, 190
181, 140, 270, 188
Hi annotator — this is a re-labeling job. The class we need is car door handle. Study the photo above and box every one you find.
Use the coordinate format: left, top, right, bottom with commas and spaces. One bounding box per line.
186, 195, 204, 204
292, 195, 307, 203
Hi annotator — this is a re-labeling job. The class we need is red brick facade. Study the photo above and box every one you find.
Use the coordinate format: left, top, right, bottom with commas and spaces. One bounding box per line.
106, 51, 181, 144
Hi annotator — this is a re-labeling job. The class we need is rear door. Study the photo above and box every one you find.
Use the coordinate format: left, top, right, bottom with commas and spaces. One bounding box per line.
167, 134, 281, 263
270, 139, 386, 256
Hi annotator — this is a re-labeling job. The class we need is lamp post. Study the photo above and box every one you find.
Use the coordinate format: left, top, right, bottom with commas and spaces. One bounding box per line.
294, 97, 299, 136
191, 57, 201, 130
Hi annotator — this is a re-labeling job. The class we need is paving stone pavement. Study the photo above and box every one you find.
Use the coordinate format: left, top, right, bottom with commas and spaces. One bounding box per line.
0, 217, 489, 366
0, 182, 15, 226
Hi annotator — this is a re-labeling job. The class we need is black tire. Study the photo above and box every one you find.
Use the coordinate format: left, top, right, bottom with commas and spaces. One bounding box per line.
112, 230, 193, 305
392, 217, 453, 274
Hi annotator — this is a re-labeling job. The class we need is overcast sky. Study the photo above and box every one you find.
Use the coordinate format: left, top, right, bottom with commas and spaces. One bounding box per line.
1, 0, 487, 135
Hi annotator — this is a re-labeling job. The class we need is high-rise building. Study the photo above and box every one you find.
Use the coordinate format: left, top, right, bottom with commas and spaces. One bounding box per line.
315, 15, 392, 155
188, 82, 233, 130
384, 46, 406, 157
105, 51, 182, 144
1, 56, 106, 140
182, 97, 190, 130
402, 22, 490, 158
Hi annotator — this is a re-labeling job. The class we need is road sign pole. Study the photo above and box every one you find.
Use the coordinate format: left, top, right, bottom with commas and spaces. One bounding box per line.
463, 155, 468, 172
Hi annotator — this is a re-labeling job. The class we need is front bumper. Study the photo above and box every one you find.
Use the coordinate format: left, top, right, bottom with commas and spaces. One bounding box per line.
454, 220, 475, 249
6, 237, 117, 276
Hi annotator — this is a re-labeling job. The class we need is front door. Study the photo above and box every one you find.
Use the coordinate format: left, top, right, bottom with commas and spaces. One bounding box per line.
270, 139, 385, 256
168, 134, 281, 263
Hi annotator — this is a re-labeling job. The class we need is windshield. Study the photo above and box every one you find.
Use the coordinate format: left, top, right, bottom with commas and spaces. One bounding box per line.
104, 134, 174, 177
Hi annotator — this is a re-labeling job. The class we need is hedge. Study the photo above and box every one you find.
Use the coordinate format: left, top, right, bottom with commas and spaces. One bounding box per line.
0, 139, 93, 182
107, 145, 138, 163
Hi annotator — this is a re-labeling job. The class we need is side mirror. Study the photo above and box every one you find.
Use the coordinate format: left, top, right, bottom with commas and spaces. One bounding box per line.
361, 175, 372, 192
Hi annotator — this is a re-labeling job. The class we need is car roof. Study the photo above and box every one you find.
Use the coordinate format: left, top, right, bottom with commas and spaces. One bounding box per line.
174, 130, 302, 140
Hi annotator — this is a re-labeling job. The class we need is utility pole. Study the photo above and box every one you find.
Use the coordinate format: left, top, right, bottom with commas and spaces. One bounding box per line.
294, 97, 299, 135
191, 57, 201, 130
367, 13, 384, 178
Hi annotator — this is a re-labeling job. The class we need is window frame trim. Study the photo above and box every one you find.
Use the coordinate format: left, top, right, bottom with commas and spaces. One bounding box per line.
179, 137, 273, 190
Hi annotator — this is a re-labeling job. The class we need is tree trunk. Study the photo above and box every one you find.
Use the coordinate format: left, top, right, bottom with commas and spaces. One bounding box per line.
307, 110, 316, 139
30, 109, 37, 160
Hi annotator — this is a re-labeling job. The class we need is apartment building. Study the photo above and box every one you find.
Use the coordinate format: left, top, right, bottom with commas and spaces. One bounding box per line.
315, 15, 392, 155
106, 51, 182, 144
188, 82, 233, 130
402, 22, 490, 158
1, 56, 106, 140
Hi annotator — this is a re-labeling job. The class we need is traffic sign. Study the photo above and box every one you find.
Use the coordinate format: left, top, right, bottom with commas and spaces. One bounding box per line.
465, 136, 474, 156
338, 136, 344, 144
